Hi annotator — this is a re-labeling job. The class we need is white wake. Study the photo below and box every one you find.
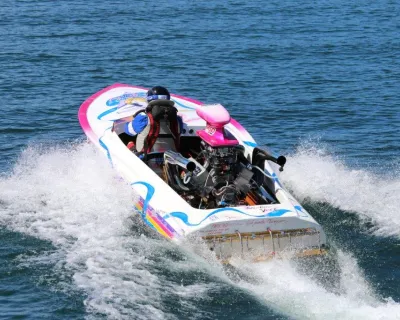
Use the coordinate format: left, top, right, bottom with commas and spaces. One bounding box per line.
0, 143, 214, 320
280, 145, 400, 238
231, 250, 400, 320
1, 142, 399, 320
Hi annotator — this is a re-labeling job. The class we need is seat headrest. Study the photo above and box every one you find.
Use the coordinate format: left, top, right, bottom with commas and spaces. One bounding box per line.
146, 102, 178, 122
147, 99, 175, 108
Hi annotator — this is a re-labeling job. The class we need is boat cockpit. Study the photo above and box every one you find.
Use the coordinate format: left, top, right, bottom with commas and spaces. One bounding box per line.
112, 104, 286, 210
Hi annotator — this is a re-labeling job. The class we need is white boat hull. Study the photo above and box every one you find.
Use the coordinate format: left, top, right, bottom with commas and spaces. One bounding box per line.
79, 84, 327, 261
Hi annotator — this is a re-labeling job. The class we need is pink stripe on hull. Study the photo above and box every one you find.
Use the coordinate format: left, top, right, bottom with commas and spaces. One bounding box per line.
229, 118, 249, 135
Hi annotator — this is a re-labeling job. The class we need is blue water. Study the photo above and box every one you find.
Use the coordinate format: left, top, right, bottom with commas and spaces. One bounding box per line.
0, 0, 399, 319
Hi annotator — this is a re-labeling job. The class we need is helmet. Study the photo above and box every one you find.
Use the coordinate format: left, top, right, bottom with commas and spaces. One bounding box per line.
147, 86, 170, 102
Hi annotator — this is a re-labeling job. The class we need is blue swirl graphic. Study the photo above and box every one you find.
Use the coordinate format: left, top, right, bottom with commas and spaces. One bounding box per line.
131, 181, 155, 214
243, 141, 258, 147
97, 107, 119, 120
271, 173, 283, 188
164, 207, 291, 227
99, 138, 112, 164
106, 92, 145, 106
264, 167, 283, 189
100, 97, 194, 120
294, 205, 308, 217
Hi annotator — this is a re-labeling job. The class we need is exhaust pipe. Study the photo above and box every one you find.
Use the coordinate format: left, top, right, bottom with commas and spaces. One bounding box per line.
164, 150, 196, 172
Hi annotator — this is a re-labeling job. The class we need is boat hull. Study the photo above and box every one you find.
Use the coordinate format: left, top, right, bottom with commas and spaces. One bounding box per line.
78, 83, 328, 260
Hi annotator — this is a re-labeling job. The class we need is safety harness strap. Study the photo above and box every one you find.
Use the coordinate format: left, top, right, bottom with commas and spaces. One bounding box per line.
139, 103, 180, 156
142, 113, 160, 154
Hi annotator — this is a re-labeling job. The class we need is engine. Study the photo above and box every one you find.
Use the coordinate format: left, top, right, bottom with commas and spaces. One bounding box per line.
164, 141, 255, 208
202, 142, 239, 187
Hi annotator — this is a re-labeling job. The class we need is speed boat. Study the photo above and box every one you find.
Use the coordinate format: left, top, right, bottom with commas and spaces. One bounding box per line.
78, 83, 327, 262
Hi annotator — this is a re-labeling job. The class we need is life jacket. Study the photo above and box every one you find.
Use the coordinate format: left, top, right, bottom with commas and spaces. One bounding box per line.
135, 100, 181, 155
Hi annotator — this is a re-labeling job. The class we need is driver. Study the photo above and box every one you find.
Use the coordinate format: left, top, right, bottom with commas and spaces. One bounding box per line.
124, 86, 181, 154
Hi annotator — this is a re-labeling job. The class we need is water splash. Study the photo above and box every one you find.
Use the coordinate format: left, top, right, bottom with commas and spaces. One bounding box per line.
1, 142, 399, 319
0, 143, 213, 320
230, 250, 400, 320
280, 144, 400, 238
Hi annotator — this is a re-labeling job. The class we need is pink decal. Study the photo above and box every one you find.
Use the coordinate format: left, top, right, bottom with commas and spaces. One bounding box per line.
197, 128, 238, 147
205, 125, 216, 135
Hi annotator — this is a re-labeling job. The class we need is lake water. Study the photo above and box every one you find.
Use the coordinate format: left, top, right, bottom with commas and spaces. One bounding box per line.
0, 0, 399, 319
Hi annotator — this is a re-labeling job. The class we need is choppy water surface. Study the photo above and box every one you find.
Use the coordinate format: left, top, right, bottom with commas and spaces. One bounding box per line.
0, 0, 399, 319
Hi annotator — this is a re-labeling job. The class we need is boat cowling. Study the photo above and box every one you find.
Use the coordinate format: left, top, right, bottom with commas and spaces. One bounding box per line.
196, 104, 239, 147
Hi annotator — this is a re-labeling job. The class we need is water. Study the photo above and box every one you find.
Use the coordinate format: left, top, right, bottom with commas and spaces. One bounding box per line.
0, 0, 399, 319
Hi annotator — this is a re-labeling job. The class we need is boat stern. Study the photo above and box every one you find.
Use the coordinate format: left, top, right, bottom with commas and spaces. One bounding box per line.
178, 205, 327, 262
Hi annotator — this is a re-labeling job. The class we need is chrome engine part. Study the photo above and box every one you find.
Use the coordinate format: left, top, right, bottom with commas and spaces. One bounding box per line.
164, 140, 258, 208
202, 142, 240, 187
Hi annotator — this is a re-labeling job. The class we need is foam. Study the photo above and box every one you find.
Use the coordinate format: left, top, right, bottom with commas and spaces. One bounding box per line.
0, 143, 212, 319
231, 250, 400, 320
279, 144, 400, 238
1, 142, 399, 319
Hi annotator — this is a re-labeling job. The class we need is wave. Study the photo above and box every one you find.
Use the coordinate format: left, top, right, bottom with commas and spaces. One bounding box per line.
279, 144, 400, 238
230, 250, 400, 320
1, 142, 399, 319
0, 143, 215, 319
